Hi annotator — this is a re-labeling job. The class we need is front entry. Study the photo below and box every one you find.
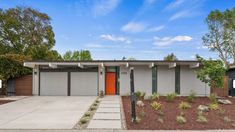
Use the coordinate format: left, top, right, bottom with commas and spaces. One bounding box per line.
105, 72, 116, 95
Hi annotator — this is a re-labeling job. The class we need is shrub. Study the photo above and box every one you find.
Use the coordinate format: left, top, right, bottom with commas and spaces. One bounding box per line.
187, 90, 196, 102
209, 93, 217, 103
217, 108, 225, 116
179, 102, 191, 110
224, 116, 232, 123
196, 111, 208, 124
84, 111, 91, 117
141, 92, 146, 99
80, 117, 89, 124
176, 115, 186, 124
90, 106, 97, 111
208, 103, 219, 110
149, 92, 159, 101
151, 101, 162, 110
140, 110, 146, 118
136, 91, 142, 98
166, 93, 176, 102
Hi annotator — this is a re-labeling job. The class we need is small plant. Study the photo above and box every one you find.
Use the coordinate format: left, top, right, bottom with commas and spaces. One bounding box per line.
208, 93, 217, 103
80, 117, 89, 124
224, 116, 232, 123
133, 117, 141, 124
151, 101, 162, 110
141, 92, 146, 99
179, 101, 191, 110
196, 111, 208, 124
140, 110, 146, 118
84, 111, 91, 117
136, 91, 142, 98
166, 93, 177, 102
90, 106, 97, 111
95, 99, 100, 103
217, 108, 225, 116
187, 90, 196, 102
157, 110, 165, 116
208, 103, 219, 110
176, 115, 187, 124
93, 102, 98, 106
149, 92, 159, 101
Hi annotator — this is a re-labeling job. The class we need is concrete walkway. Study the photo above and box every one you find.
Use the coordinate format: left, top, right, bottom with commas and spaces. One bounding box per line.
87, 96, 122, 129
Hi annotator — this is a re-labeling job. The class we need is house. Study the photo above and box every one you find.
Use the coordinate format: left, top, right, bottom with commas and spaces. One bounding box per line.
226, 65, 235, 96
23, 60, 210, 96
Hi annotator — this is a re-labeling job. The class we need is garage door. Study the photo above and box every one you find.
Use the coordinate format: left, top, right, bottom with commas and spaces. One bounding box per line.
40, 72, 68, 96
70, 72, 98, 96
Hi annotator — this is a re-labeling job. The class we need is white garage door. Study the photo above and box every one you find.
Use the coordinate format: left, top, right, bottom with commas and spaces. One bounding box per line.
70, 72, 98, 96
40, 72, 68, 96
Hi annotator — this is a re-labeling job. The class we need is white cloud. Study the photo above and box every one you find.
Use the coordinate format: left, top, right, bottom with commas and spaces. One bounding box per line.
121, 22, 146, 33
169, 10, 190, 21
92, 0, 120, 16
85, 43, 103, 48
100, 34, 131, 44
148, 25, 165, 32
153, 35, 193, 46
165, 0, 185, 10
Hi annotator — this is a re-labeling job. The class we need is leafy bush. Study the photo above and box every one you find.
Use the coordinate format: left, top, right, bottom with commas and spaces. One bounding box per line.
140, 110, 146, 118
149, 92, 159, 101
208, 103, 219, 110
136, 91, 142, 98
179, 102, 191, 110
224, 116, 232, 123
84, 111, 91, 117
151, 101, 162, 110
176, 115, 187, 124
80, 117, 89, 124
209, 93, 217, 103
90, 106, 97, 111
166, 93, 177, 102
196, 111, 208, 124
187, 90, 196, 102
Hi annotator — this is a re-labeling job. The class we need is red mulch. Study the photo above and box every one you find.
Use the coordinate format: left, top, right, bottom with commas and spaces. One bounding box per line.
0, 100, 14, 105
122, 96, 235, 130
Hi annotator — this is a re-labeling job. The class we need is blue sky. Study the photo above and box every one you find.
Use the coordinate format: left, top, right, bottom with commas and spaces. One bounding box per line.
1, 0, 235, 60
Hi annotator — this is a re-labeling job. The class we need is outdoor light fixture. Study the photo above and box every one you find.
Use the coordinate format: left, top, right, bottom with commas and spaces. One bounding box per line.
34, 69, 37, 75
233, 79, 235, 89
0, 80, 2, 89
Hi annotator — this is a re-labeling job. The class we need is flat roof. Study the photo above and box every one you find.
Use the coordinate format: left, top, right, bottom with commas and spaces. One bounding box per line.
24, 60, 201, 68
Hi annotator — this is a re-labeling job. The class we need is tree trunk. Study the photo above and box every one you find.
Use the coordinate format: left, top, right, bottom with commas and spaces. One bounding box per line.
0, 80, 7, 95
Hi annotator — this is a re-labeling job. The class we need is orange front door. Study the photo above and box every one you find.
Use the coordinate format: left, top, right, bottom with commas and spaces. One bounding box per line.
105, 72, 116, 95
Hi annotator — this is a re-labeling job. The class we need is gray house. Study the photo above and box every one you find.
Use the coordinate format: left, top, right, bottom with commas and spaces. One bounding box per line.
23, 60, 210, 96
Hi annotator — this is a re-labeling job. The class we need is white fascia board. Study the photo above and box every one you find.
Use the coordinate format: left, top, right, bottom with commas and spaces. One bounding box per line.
49, 63, 57, 68
23, 63, 35, 68
78, 63, 84, 68
189, 62, 200, 68
169, 62, 176, 68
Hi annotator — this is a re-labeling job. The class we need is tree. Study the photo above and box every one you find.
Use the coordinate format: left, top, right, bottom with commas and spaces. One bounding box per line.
63, 50, 92, 61
196, 55, 226, 88
79, 50, 92, 60
164, 53, 178, 61
202, 8, 235, 67
0, 7, 56, 60
0, 54, 31, 95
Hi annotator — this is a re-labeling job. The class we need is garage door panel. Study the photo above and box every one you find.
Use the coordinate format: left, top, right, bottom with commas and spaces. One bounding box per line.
71, 72, 97, 96
40, 72, 67, 96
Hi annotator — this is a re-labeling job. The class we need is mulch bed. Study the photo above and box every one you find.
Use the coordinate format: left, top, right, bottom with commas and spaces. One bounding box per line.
0, 100, 14, 105
122, 96, 235, 130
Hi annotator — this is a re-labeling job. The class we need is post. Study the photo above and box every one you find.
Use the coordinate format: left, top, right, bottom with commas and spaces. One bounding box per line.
130, 67, 136, 122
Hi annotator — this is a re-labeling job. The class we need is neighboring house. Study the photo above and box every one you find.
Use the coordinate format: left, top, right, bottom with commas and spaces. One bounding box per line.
226, 65, 235, 96
23, 60, 210, 96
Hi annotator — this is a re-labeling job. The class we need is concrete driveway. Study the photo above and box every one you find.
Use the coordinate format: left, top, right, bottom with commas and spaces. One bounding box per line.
0, 96, 96, 129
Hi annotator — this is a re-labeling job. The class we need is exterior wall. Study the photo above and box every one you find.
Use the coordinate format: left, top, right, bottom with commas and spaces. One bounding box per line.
180, 66, 210, 96
157, 65, 175, 95
70, 72, 98, 96
98, 66, 105, 93
119, 65, 152, 95
15, 75, 32, 95
32, 67, 39, 95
